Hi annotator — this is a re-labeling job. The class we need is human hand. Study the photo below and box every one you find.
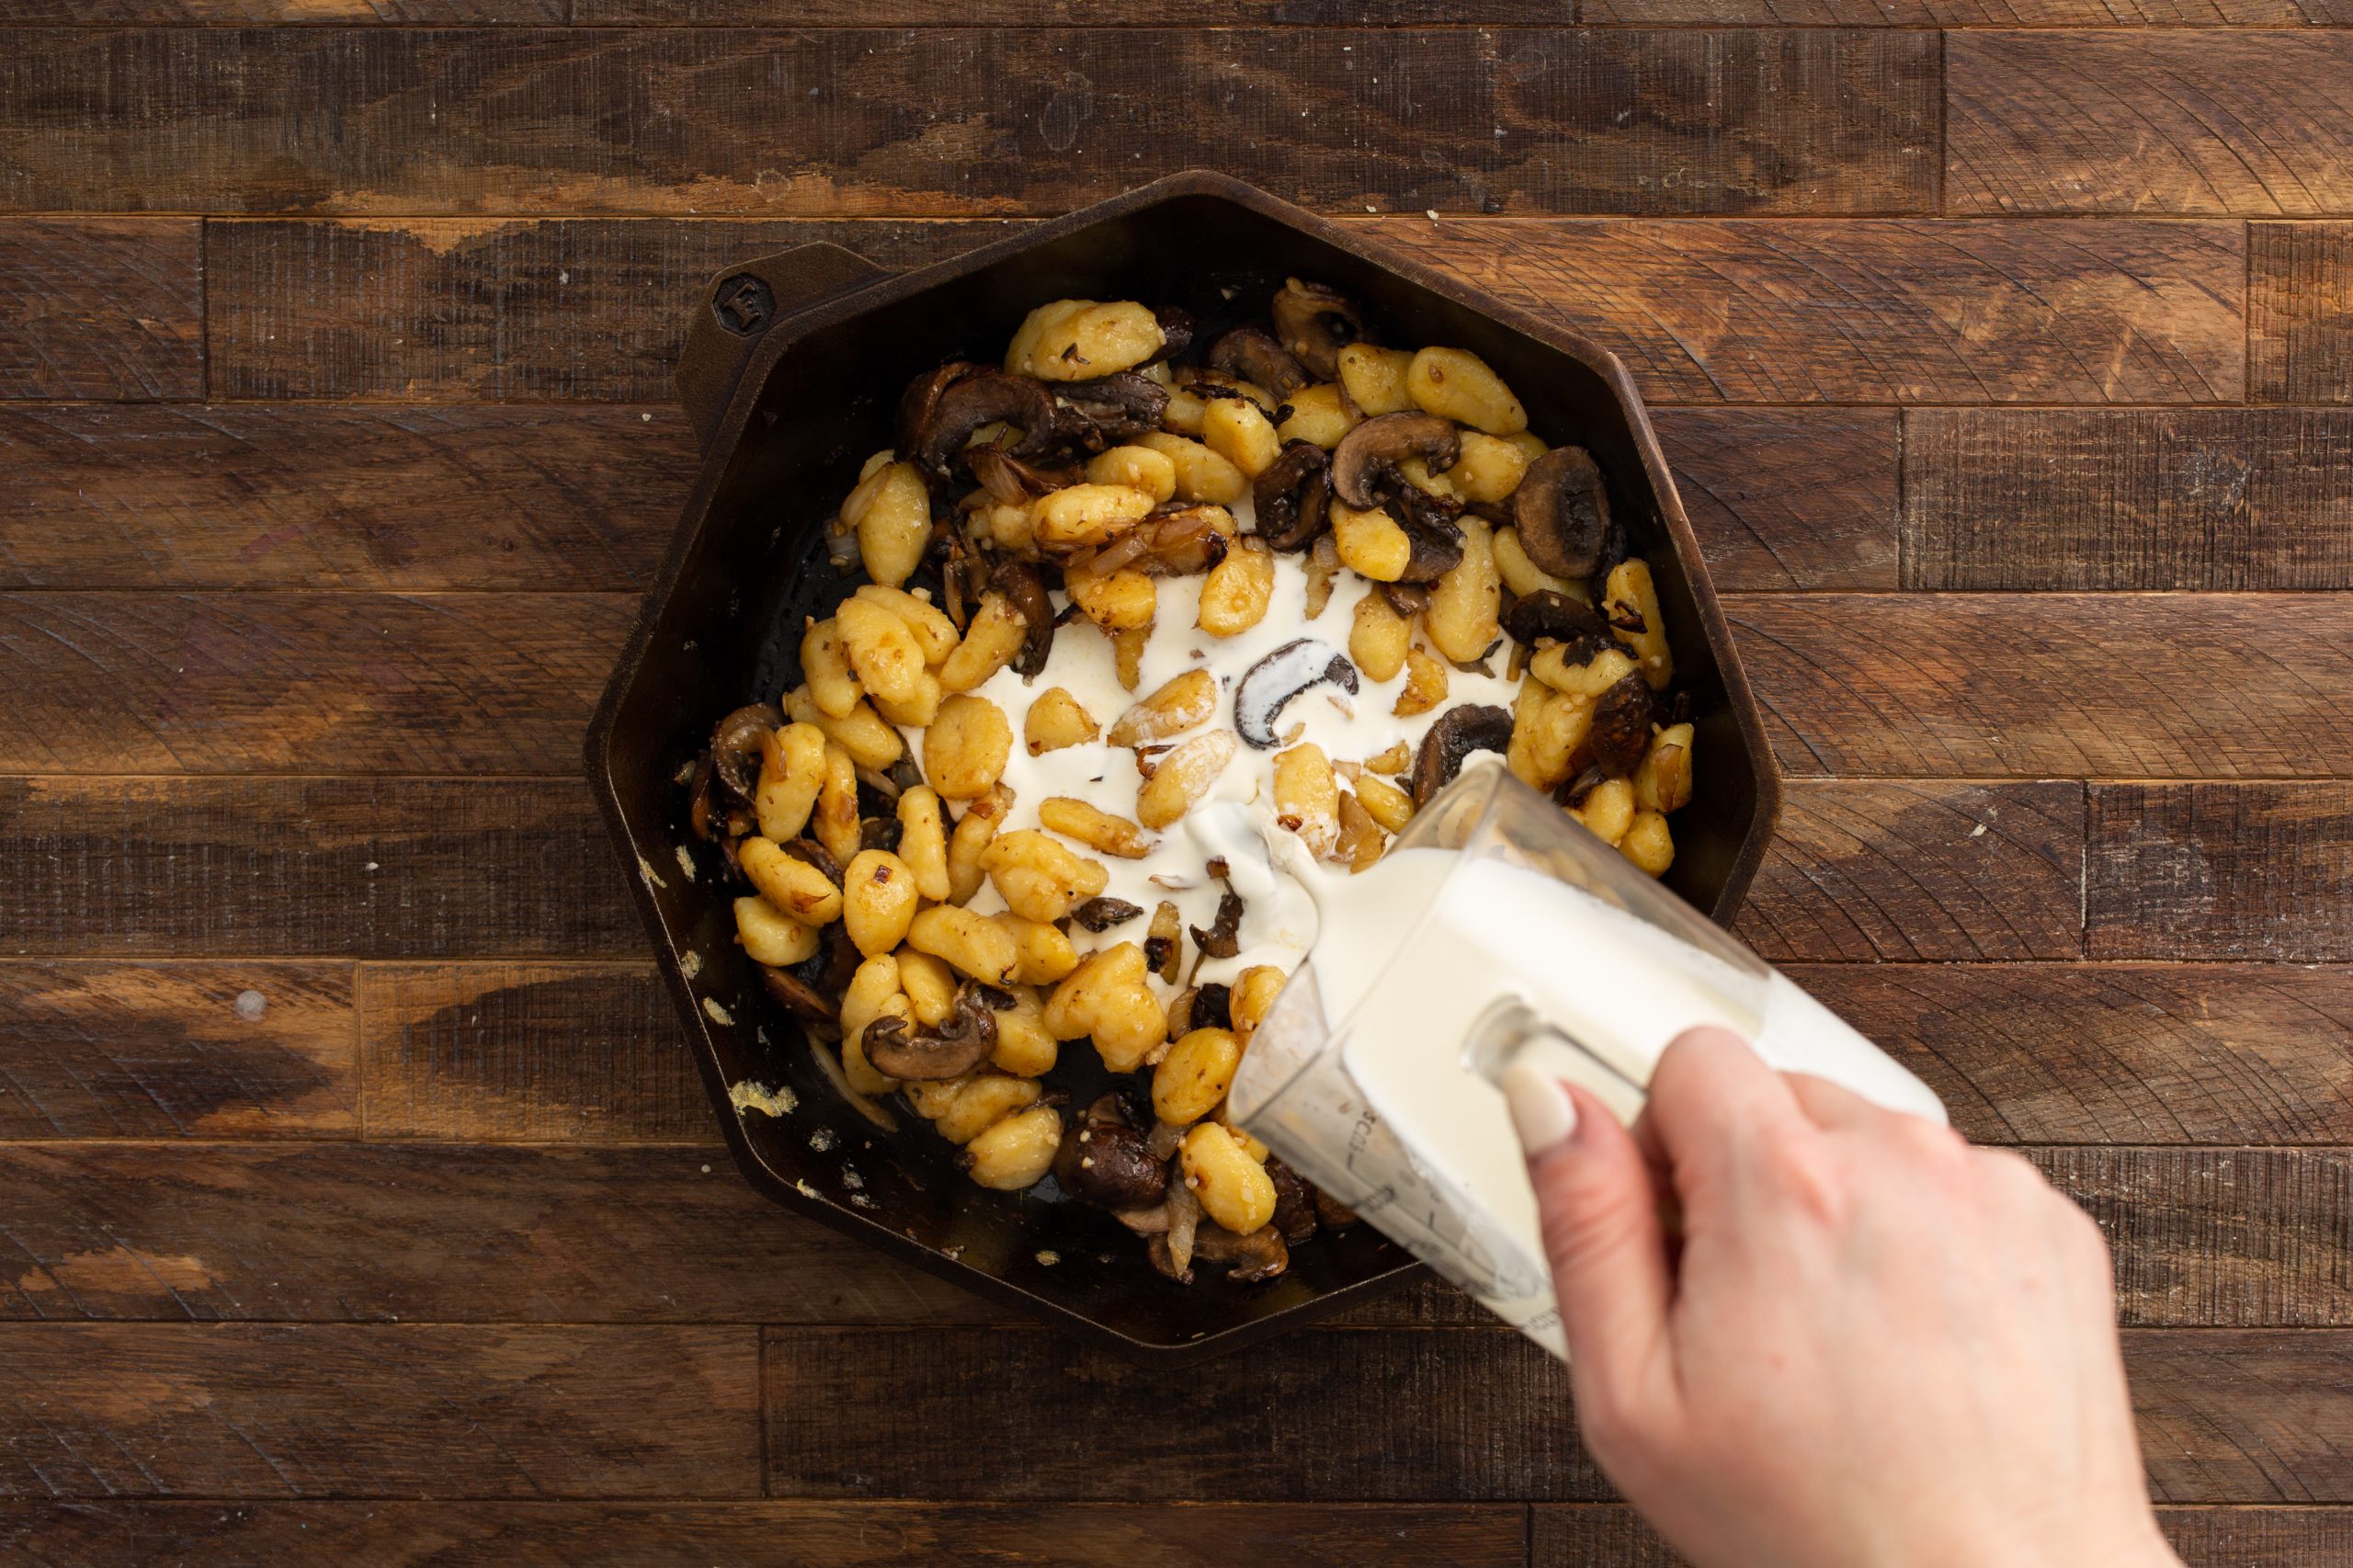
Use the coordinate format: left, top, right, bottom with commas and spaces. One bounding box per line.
1506, 1027, 2179, 1568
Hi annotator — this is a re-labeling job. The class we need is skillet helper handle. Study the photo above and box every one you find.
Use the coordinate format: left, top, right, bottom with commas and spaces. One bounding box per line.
675, 242, 895, 453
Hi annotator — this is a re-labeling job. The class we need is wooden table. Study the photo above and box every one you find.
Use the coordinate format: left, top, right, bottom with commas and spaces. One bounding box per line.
3, 7, 2350, 1564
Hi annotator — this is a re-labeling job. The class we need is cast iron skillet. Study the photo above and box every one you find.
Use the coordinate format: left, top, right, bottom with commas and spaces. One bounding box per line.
585, 170, 1781, 1366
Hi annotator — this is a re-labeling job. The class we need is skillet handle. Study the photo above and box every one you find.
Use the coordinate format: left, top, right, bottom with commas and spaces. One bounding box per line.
675, 242, 895, 453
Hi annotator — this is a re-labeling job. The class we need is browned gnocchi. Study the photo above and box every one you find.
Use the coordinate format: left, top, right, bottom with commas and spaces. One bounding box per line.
687, 275, 1701, 1289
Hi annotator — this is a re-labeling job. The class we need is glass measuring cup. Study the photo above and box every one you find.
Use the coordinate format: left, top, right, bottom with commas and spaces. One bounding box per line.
1227, 759, 1945, 1358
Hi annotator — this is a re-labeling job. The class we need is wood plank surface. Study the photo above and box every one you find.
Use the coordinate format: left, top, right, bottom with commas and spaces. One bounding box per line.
0, 778, 641, 959
8, 1, 567, 18
0, 962, 355, 1141
0, 219, 201, 401
2250, 222, 2353, 404
1949, 35, 2353, 216
0, 405, 691, 591
1728, 594, 2353, 779
1382, 218, 2245, 404
2133, 1333, 2353, 1502
1533, 1505, 2353, 1568
358, 962, 706, 1142
0, 593, 633, 774
1736, 780, 2085, 963
1587, 0, 2353, 19
0, 1501, 1528, 1568
1653, 408, 1899, 590
1803, 964, 2353, 1146
0, 29, 1938, 218
208, 217, 1003, 402
6, 1141, 2346, 1327
2089, 784, 2353, 961
0, 1324, 760, 1498
1902, 409, 2353, 590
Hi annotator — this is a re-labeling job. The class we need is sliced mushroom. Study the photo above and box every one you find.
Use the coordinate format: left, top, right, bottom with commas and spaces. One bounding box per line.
1412, 704, 1513, 805
1267, 1157, 1320, 1244
1072, 895, 1145, 932
1233, 638, 1359, 749
1331, 413, 1461, 511
1555, 763, 1608, 809
912, 369, 1059, 485
989, 559, 1057, 679
1147, 304, 1196, 365
1053, 370, 1171, 449
1206, 325, 1308, 398
1392, 489, 1466, 585
1190, 981, 1233, 1032
1502, 589, 1612, 652
860, 981, 998, 1080
710, 703, 783, 803
895, 359, 973, 460
781, 835, 844, 887
1514, 446, 1611, 580
1251, 440, 1333, 552
757, 962, 837, 1024
1588, 673, 1654, 778
1053, 1118, 1169, 1210
1188, 882, 1245, 962
1270, 278, 1370, 381
1190, 1222, 1290, 1284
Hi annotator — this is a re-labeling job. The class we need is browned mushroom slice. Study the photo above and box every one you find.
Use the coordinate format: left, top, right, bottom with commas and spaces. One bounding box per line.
1251, 440, 1333, 552
781, 835, 844, 887
1266, 1156, 1320, 1244
861, 981, 999, 1080
964, 446, 1074, 506
895, 359, 974, 459
1514, 446, 1611, 580
1072, 895, 1146, 932
710, 702, 783, 803
1188, 881, 1245, 962
1205, 325, 1308, 398
758, 962, 837, 1024
1053, 370, 1171, 448
1191, 1222, 1290, 1283
1190, 981, 1233, 1031
1147, 304, 1196, 364
989, 559, 1057, 678
1392, 489, 1466, 585
1502, 588, 1612, 652
912, 369, 1060, 485
1233, 638, 1359, 750
1053, 1118, 1170, 1210
1412, 704, 1514, 805
1331, 412, 1461, 511
1270, 278, 1371, 382
1554, 763, 1609, 809
1588, 673, 1654, 778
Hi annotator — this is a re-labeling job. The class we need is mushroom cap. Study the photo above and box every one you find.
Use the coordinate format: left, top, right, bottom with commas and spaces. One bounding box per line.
988, 559, 1057, 679
710, 702, 783, 803
1411, 703, 1514, 805
911, 368, 1060, 485
895, 359, 974, 460
1205, 325, 1309, 398
1330, 412, 1461, 511
1249, 440, 1333, 552
1051, 370, 1170, 449
860, 982, 999, 1081
1052, 1119, 1169, 1210
1501, 589, 1612, 653
757, 961, 838, 1024
1587, 672, 1655, 778
1270, 278, 1370, 382
1513, 445, 1611, 581
1233, 637, 1359, 750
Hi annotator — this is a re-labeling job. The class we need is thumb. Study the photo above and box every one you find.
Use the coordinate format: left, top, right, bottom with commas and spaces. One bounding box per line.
1506, 1067, 1674, 1404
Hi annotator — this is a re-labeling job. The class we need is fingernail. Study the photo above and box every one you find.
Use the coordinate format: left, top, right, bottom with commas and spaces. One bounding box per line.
1503, 1062, 1578, 1157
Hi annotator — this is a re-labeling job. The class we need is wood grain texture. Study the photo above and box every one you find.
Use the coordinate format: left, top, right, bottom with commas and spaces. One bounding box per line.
1735, 780, 2085, 963
0, 777, 640, 959
2131, 1333, 2353, 1502
2089, 785, 2353, 961
0, 962, 354, 1141
1652, 409, 1898, 589
0, 1324, 759, 1498
0, 405, 690, 591
1802, 964, 2353, 1146
0, 1501, 1527, 1568
0, 29, 1937, 218
2250, 222, 2353, 403
1380, 218, 2245, 404
7, 1, 562, 17
358, 962, 706, 1142
766, 1327, 1609, 1501
0, 593, 633, 774
1729, 595, 2353, 778
1902, 410, 2353, 590
0, 219, 200, 401
209, 217, 1003, 401
1588, 0, 2353, 17
1949, 35, 2353, 216
0, 1142, 995, 1325
587, 0, 1569, 18
1533, 1506, 2353, 1568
